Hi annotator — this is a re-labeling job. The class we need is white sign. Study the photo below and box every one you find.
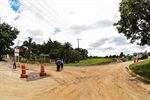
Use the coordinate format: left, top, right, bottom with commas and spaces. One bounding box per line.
14, 49, 19, 56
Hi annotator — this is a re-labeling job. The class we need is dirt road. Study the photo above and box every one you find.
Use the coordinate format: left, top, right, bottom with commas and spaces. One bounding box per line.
0, 61, 150, 100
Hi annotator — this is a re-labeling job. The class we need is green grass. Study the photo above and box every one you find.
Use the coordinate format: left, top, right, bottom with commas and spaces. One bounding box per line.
129, 58, 150, 79
65, 58, 113, 66
23, 58, 113, 67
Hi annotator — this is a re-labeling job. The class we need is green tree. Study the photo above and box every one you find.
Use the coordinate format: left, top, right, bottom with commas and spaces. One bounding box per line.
50, 49, 60, 59
114, 0, 150, 45
43, 38, 53, 54
49, 41, 62, 59
80, 49, 88, 59
112, 54, 117, 58
22, 37, 35, 60
120, 52, 125, 58
0, 22, 19, 60
19, 45, 27, 57
63, 42, 72, 63
70, 49, 78, 63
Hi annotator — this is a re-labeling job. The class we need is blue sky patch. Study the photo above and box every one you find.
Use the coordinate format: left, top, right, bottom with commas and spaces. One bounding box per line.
14, 15, 20, 20
52, 28, 61, 35
8, 0, 20, 12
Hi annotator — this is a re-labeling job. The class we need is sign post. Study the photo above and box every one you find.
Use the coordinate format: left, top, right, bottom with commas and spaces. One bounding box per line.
14, 49, 19, 56
14, 49, 20, 68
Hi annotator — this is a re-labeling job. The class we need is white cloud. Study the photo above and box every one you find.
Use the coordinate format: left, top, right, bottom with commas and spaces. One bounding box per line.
0, 0, 149, 56
71, 19, 113, 33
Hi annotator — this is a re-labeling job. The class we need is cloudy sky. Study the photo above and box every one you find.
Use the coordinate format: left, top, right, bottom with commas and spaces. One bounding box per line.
0, 0, 149, 57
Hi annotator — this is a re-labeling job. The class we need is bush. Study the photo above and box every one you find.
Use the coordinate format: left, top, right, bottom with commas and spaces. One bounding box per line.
38, 58, 44, 63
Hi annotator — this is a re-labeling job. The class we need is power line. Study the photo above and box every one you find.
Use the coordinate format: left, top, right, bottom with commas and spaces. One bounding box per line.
19, 2, 71, 43
33, 0, 78, 41
27, 1, 92, 53
40, 0, 88, 49
26, 0, 77, 42
41, 0, 79, 38
0, 2, 51, 31
0, 2, 68, 43
35, 0, 68, 31
1, 1, 88, 49
42, 0, 72, 30
37, 0, 79, 39
26, 0, 77, 41
26, 0, 54, 26
41, 0, 90, 50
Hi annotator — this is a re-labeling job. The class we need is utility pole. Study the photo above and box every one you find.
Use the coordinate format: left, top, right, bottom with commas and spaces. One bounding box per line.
77, 39, 81, 62
17, 39, 20, 67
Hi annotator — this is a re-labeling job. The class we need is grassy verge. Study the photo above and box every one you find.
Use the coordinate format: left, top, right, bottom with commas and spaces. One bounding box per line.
129, 58, 150, 80
23, 58, 113, 67
65, 58, 113, 66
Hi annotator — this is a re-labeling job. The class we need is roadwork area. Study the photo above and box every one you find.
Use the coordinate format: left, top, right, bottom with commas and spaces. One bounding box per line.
0, 61, 150, 100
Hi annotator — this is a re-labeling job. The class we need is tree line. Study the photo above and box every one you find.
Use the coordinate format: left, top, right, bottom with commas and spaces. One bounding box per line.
19, 37, 88, 63
0, 22, 88, 62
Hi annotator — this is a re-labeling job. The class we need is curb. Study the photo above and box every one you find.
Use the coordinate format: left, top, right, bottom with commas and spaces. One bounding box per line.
128, 66, 150, 83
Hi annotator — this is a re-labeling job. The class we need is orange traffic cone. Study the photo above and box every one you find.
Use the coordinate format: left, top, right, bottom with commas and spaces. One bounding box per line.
21, 64, 28, 78
134, 58, 136, 63
18, 62, 20, 68
137, 58, 139, 62
40, 64, 46, 76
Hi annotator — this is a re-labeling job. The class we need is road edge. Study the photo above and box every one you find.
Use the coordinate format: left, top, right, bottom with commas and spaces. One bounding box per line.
127, 66, 150, 83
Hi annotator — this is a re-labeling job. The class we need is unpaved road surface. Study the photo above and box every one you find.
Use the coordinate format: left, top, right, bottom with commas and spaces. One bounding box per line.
0, 61, 150, 100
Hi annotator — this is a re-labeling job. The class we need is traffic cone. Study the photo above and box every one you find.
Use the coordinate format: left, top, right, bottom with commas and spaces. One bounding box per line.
40, 64, 46, 76
18, 62, 20, 68
21, 64, 28, 78
137, 58, 139, 62
134, 58, 136, 63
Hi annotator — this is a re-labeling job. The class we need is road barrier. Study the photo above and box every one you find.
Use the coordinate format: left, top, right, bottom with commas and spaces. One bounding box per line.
137, 58, 139, 62
134, 58, 136, 63
40, 64, 46, 76
18, 62, 20, 68
21, 64, 28, 78
134, 58, 139, 63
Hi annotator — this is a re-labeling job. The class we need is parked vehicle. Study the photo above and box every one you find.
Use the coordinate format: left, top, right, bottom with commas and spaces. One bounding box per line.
133, 51, 148, 59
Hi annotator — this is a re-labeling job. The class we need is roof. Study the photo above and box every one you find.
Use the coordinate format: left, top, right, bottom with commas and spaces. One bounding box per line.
40, 53, 49, 57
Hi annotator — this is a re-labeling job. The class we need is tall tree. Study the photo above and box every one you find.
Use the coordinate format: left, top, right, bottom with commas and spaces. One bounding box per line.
43, 38, 53, 54
80, 49, 88, 59
114, 0, 150, 45
19, 45, 27, 57
50, 41, 62, 59
120, 52, 125, 58
70, 49, 78, 62
63, 42, 72, 63
0, 22, 19, 60
22, 37, 35, 60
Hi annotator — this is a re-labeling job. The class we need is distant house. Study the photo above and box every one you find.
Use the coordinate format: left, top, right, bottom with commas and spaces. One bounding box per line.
40, 53, 50, 63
